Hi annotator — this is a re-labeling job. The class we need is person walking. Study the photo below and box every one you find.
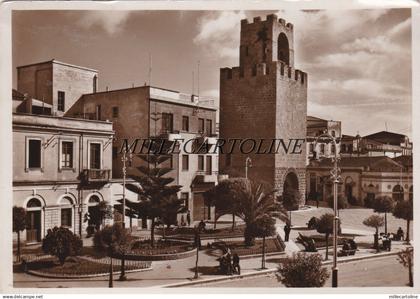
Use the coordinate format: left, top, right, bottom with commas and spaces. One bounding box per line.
232, 253, 241, 275
187, 210, 191, 227
284, 223, 291, 242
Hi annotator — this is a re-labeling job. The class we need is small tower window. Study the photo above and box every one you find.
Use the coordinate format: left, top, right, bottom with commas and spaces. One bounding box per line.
277, 33, 290, 65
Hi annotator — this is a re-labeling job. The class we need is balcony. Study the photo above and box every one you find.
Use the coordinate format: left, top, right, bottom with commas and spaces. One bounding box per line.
195, 170, 218, 183
157, 130, 182, 141
196, 133, 218, 145
81, 169, 111, 183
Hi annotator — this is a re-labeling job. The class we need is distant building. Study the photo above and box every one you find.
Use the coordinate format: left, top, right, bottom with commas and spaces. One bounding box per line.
306, 116, 341, 165
66, 86, 219, 223
219, 14, 307, 203
340, 131, 412, 158
306, 156, 412, 206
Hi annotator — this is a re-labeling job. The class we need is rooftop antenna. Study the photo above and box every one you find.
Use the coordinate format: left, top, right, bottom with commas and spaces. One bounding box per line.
193, 60, 200, 115
192, 70, 195, 97
148, 53, 152, 86
385, 122, 388, 132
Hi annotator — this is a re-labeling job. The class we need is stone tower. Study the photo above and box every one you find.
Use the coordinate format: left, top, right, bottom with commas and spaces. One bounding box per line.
219, 14, 307, 203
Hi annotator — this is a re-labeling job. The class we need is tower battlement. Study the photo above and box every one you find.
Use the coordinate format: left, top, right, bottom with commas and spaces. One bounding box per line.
220, 62, 306, 85
241, 14, 294, 30
239, 14, 296, 69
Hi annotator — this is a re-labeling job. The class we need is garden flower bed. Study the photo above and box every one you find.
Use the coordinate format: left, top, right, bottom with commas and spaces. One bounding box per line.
160, 225, 246, 241
211, 235, 285, 257
24, 256, 151, 278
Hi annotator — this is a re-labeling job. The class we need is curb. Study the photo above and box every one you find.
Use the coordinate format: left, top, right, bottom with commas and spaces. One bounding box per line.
160, 250, 400, 288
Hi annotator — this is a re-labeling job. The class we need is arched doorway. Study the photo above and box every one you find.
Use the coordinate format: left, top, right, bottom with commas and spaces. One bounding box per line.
87, 195, 101, 231
344, 177, 354, 204
365, 184, 376, 208
278, 33, 290, 65
392, 185, 404, 201
26, 198, 43, 242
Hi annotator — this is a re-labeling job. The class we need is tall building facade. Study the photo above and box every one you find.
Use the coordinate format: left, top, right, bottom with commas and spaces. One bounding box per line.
66, 86, 219, 223
219, 14, 307, 202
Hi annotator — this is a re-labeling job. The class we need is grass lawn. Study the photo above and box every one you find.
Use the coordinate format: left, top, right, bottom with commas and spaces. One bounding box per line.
160, 224, 245, 240
129, 239, 194, 255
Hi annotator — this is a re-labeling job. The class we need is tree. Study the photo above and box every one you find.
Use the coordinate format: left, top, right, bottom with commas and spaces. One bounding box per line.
362, 214, 384, 252
280, 189, 300, 226
277, 252, 329, 287
203, 178, 248, 230
124, 138, 182, 247
42, 227, 83, 265
316, 213, 336, 260
397, 247, 413, 287
13, 206, 26, 262
327, 195, 348, 216
235, 180, 288, 246
373, 196, 394, 234
393, 199, 413, 244
252, 214, 277, 269
93, 224, 132, 288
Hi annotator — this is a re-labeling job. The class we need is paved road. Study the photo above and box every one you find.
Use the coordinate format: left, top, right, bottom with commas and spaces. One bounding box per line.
192, 256, 410, 288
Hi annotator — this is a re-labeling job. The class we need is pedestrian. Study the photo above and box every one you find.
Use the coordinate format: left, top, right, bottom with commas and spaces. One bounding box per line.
284, 223, 291, 242
232, 253, 240, 275
397, 227, 404, 241
387, 234, 392, 251
226, 250, 233, 275
187, 210, 191, 227
198, 219, 206, 232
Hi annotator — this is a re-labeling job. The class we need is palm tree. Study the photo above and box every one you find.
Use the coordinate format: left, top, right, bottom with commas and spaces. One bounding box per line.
235, 180, 288, 246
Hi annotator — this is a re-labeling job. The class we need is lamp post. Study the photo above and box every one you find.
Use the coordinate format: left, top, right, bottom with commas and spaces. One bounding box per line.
119, 147, 132, 281
312, 132, 341, 288
245, 157, 252, 179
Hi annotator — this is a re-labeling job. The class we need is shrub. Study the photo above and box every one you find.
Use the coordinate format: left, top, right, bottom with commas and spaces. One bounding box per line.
277, 252, 329, 287
13, 206, 26, 262
42, 227, 83, 265
362, 214, 384, 252
393, 200, 413, 243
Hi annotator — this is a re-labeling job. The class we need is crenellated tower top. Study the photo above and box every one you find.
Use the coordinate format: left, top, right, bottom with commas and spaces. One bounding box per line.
239, 14, 295, 69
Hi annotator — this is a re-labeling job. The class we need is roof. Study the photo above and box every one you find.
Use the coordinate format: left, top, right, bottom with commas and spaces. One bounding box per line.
307, 115, 327, 122
363, 131, 407, 145
309, 156, 404, 172
392, 155, 413, 167
16, 59, 98, 73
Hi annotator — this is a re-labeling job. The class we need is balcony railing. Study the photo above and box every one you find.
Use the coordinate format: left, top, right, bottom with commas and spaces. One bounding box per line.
81, 169, 111, 183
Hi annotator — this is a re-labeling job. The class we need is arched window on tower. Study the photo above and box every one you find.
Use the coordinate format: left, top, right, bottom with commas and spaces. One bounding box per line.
278, 33, 290, 65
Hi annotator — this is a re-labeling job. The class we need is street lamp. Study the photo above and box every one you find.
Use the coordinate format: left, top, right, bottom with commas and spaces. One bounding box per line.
119, 147, 132, 281
312, 132, 341, 288
245, 157, 252, 179
193, 228, 201, 279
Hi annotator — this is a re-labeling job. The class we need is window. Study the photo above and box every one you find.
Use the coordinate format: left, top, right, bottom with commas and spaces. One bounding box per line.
96, 105, 101, 120
93, 75, 97, 93
28, 139, 41, 169
205, 119, 212, 136
206, 156, 212, 174
112, 146, 118, 159
198, 118, 205, 134
89, 143, 101, 169
182, 116, 189, 131
320, 144, 325, 154
57, 91, 65, 112
182, 155, 189, 171
226, 153, 232, 167
309, 143, 314, 153
61, 141, 73, 168
61, 208, 72, 227
162, 113, 174, 133
198, 155, 204, 171
112, 107, 119, 118
59, 197, 73, 228
181, 192, 189, 208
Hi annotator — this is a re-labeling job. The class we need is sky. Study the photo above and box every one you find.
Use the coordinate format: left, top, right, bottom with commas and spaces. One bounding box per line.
12, 9, 412, 137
